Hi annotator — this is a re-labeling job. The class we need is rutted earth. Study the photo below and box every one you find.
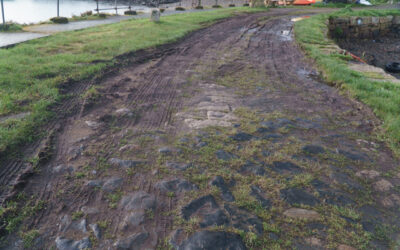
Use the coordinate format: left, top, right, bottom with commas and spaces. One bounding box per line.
2, 8, 400, 250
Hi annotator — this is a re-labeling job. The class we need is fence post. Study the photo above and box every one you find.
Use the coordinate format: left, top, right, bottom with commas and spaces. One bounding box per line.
96, 0, 99, 14
1, 0, 5, 28
57, 0, 60, 17
115, 0, 117, 15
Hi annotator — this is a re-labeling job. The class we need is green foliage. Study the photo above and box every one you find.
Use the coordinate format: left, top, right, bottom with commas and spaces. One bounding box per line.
50, 17, 69, 24
0, 7, 266, 157
294, 10, 400, 154
0, 23, 23, 32
71, 211, 84, 220
21, 229, 40, 248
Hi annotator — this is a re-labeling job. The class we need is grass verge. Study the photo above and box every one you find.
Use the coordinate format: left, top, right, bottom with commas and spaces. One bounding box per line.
0, 7, 267, 157
294, 8, 400, 154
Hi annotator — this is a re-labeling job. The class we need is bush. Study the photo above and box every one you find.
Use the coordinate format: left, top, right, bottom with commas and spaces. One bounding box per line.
243, 3, 249, 6
195, 5, 204, 9
124, 10, 137, 15
50, 17, 69, 24
212, 4, 222, 8
175, 6, 186, 11
160, 8, 166, 12
81, 11, 92, 17
229, 3, 235, 6
95, 13, 107, 18
0, 22, 22, 32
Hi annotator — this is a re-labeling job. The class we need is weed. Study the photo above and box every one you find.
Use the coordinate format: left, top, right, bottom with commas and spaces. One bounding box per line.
71, 211, 84, 220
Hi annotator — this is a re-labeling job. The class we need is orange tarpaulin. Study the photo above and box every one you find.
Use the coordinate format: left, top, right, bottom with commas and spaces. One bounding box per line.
293, 0, 315, 5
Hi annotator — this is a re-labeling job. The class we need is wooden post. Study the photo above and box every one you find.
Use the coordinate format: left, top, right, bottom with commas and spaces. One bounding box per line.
1, 0, 5, 28
96, 0, 99, 14
115, 0, 117, 15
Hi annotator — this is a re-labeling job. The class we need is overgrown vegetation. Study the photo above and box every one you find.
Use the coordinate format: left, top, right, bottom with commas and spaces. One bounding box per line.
294, 8, 400, 154
0, 7, 267, 157
0, 23, 23, 32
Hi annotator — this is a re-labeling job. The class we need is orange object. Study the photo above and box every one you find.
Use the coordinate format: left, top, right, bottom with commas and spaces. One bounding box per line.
293, 0, 315, 5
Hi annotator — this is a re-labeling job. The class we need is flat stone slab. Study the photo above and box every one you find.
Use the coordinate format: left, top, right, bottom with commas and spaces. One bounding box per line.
283, 208, 320, 220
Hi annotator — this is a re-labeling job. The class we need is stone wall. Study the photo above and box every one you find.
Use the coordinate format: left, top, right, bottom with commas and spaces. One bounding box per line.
328, 16, 400, 39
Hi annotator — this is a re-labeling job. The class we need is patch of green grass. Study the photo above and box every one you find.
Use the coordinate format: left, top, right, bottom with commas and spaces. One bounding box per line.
107, 190, 123, 208
71, 211, 84, 220
294, 9, 400, 155
0, 7, 267, 156
20, 229, 40, 248
0, 23, 23, 32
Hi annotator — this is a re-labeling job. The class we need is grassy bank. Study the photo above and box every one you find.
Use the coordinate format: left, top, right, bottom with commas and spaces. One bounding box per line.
294, 8, 400, 153
0, 7, 267, 156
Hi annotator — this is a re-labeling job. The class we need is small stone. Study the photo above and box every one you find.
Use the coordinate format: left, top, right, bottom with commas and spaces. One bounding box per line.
199, 209, 229, 228
115, 108, 132, 116
303, 145, 325, 155
165, 161, 192, 171
337, 244, 357, 250
156, 179, 198, 193
114, 232, 149, 250
283, 208, 320, 220
119, 191, 156, 211
85, 180, 103, 188
230, 132, 253, 141
55, 236, 91, 250
355, 170, 380, 179
305, 237, 323, 247
158, 147, 173, 155
109, 158, 145, 168
280, 188, 319, 206
89, 223, 101, 239
80, 206, 99, 214
373, 179, 393, 192
85, 120, 101, 129
179, 231, 246, 250
216, 150, 237, 161
271, 161, 302, 174
102, 177, 123, 192
119, 144, 139, 152
53, 164, 74, 174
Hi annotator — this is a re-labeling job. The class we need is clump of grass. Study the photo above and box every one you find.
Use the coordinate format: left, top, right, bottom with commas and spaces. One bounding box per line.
20, 229, 40, 248
71, 211, 84, 220
175, 6, 186, 11
50, 17, 69, 24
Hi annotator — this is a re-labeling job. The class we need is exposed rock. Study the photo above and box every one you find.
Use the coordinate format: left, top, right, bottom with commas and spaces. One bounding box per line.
80, 206, 100, 214
239, 161, 266, 176
158, 147, 174, 155
55, 236, 91, 250
380, 194, 400, 208
270, 161, 302, 174
283, 208, 320, 220
169, 229, 185, 248
89, 223, 101, 239
209, 176, 235, 202
156, 178, 197, 193
337, 244, 357, 250
109, 158, 145, 168
178, 231, 246, 250
199, 209, 229, 228
119, 191, 156, 211
53, 164, 74, 174
119, 144, 139, 152
120, 210, 146, 230
373, 179, 393, 192
114, 232, 149, 250
355, 170, 380, 179
85, 120, 101, 129
330, 172, 363, 190
280, 188, 319, 206
68, 145, 85, 160
302, 145, 325, 155
230, 132, 253, 141
73, 219, 87, 233
338, 149, 367, 161
102, 177, 123, 192
85, 180, 103, 188
250, 185, 271, 209
182, 195, 218, 220
115, 108, 133, 116
216, 150, 237, 161
165, 161, 192, 171
305, 237, 323, 247
224, 204, 263, 235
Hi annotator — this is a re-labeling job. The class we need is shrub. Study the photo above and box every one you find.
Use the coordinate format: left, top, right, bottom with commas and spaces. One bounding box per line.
229, 3, 235, 6
175, 6, 186, 11
124, 10, 137, 15
81, 11, 92, 17
50, 17, 69, 24
96, 13, 107, 18
212, 4, 222, 8
0, 22, 22, 32
160, 8, 166, 12
195, 5, 204, 9
243, 3, 249, 6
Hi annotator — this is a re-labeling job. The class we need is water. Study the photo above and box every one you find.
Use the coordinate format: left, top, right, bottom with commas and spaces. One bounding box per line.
0, 0, 144, 24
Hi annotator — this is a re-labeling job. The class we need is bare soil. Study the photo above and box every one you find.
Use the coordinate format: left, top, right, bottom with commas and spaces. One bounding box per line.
2, 8, 400, 250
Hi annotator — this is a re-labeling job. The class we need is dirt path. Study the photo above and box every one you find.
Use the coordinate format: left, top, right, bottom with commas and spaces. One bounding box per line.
3, 8, 400, 249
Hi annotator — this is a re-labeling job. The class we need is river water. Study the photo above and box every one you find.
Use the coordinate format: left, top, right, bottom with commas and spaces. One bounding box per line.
0, 0, 146, 24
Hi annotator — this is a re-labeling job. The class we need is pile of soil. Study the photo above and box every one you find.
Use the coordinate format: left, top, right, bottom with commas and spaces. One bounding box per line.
337, 32, 400, 78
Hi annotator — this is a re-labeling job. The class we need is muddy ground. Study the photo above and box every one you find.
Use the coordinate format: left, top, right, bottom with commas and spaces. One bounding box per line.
337, 32, 400, 79
1, 8, 400, 250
